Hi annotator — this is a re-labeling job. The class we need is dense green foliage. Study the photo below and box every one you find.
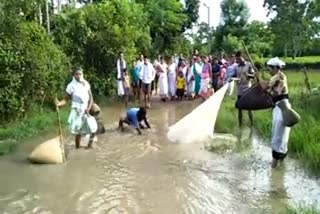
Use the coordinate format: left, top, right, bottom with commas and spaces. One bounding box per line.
53, 1, 152, 97
0, 21, 69, 121
0, 0, 198, 123
193, 0, 320, 58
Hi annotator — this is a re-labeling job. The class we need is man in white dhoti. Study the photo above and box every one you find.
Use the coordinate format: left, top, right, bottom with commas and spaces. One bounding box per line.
116, 52, 127, 97
168, 57, 177, 100
157, 56, 169, 102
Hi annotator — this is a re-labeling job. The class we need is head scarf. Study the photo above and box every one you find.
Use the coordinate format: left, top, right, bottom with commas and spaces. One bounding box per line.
267, 57, 286, 68
72, 67, 85, 83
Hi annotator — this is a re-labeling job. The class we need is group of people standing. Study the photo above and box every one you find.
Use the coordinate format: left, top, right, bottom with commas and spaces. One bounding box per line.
55, 49, 292, 169
116, 52, 238, 108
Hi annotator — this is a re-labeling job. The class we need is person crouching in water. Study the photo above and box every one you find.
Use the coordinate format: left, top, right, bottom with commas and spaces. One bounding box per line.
90, 103, 106, 135
118, 107, 151, 135
55, 67, 97, 149
261, 57, 290, 168
176, 70, 185, 100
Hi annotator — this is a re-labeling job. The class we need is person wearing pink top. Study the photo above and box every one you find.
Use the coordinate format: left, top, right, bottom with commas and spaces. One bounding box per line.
219, 62, 227, 88
200, 56, 212, 100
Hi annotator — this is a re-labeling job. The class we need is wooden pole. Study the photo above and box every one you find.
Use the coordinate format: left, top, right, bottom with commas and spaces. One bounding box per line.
241, 41, 260, 83
56, 106, 66, 162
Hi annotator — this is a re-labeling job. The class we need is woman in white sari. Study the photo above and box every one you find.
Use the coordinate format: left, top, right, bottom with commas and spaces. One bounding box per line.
168, 57, 177, 100
55, 68, 97, 149
186, 58, 195, 99
158, 56, 169, 101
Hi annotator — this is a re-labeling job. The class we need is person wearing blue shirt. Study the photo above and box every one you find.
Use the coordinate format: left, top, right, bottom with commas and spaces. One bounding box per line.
118, 107, 151, 135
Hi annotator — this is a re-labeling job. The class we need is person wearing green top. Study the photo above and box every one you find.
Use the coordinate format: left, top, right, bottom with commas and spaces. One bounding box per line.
131, 60, 140, 100
194, 56, 202, 96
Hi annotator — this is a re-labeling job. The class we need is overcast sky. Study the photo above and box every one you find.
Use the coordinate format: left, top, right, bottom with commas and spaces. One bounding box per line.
56, 0, 272, 27
198, 0, 271, 27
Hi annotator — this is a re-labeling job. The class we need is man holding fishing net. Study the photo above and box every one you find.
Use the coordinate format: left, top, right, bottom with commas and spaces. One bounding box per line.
232, 51, 255, 128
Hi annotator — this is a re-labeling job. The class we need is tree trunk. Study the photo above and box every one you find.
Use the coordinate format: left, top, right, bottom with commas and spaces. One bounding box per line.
46, 0, 50, 33
38, 4, 43, 25
57, 0, 61, 12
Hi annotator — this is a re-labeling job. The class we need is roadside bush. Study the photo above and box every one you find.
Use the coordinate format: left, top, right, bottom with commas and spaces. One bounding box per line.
0, 22, 69, 123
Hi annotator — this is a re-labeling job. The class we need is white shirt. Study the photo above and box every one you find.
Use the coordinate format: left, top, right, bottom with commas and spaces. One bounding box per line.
66, 79, 91, 112
117, 58, 126, 79
168, 63, 177, 76
158, 63, 168, 77
137, 60, 144, 80
141, 62, 156, 84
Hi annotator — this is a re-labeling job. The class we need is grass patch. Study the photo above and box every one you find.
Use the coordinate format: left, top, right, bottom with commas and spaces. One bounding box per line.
215, 70, 320, 170
256, 56, 320, 70
0, 106, 68, 155
280, 205, 320, 214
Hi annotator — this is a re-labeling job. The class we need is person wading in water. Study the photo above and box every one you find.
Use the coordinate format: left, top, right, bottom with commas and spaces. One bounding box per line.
55, 67, 96, 149
261, 57, 290, 168
233, 51, 255, 128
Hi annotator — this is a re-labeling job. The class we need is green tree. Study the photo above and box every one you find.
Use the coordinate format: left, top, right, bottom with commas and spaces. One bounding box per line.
53, 0, 151, 96
214, 0, 250, 51
0, 21, 69, 122
220, 34, 242, 54
190, 22, 214, 55
264, 0, 319, 58
136, 0, 188, 56
245, 21, 275, 57
183, 0, 200, 30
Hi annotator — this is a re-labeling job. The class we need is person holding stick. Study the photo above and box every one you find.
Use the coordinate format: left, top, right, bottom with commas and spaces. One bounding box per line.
233, 51, 255, 128
55, 67, 97, 149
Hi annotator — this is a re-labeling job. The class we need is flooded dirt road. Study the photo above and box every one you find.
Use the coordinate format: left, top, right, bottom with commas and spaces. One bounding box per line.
0, 100, 319, 214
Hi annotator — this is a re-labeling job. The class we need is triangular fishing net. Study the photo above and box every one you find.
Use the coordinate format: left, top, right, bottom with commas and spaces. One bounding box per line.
167, 83, 230, 143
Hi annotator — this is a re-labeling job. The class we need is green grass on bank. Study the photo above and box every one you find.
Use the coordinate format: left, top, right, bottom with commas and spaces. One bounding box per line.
0, 106, 69, 155
261, 56, 320, 64
215, 70, 320, 171
258, 56, 320, 69
280, 205, 320, 214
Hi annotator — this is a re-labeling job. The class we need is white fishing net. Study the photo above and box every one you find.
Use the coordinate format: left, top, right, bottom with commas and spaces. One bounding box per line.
167, 83, 230, 143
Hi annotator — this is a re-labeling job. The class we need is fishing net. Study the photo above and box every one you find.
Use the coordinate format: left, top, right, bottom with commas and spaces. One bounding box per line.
235, 84, 273, 110
167, 83, 230, 143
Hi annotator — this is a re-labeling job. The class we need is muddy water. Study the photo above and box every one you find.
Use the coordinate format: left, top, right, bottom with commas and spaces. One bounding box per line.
0, 100, 319, 214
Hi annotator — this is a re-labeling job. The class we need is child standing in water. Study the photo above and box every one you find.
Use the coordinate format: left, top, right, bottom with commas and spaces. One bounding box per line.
122, 68, 130, 108
176, 71, 185, 100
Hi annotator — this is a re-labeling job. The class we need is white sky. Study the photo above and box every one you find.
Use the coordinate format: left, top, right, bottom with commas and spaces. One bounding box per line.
198, 0, 271, 27
55, 0, 272, 28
